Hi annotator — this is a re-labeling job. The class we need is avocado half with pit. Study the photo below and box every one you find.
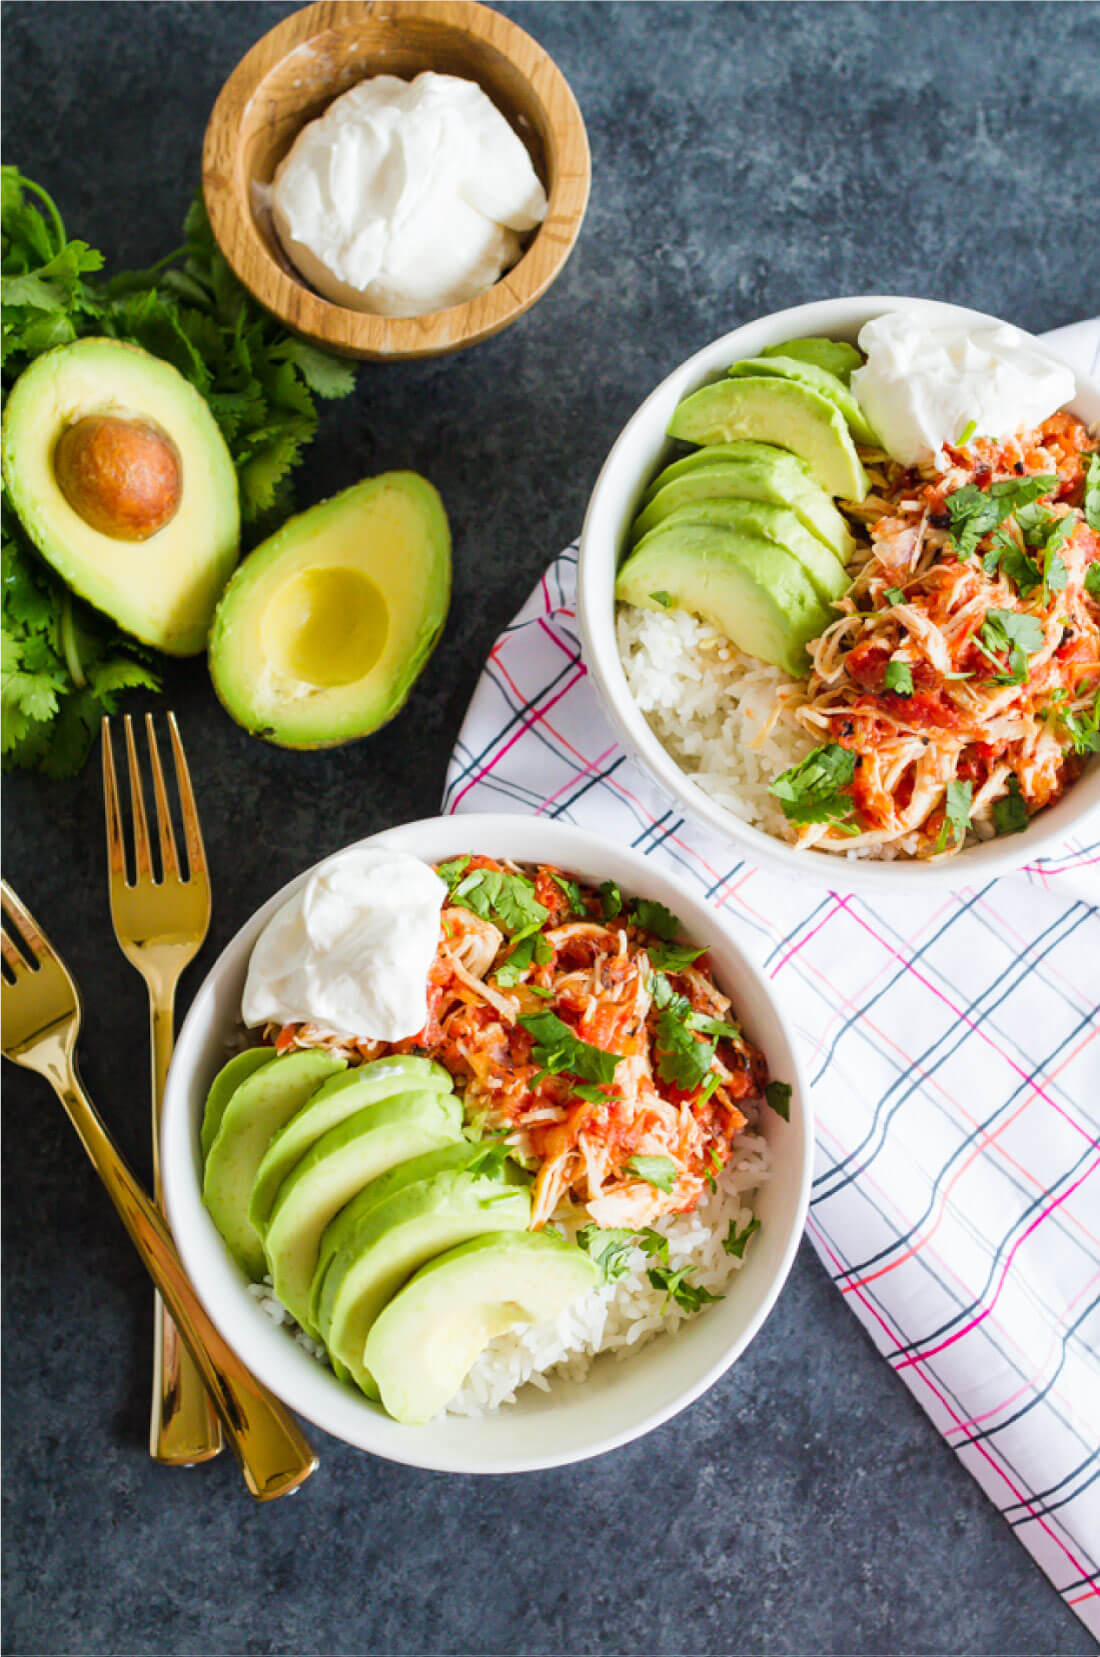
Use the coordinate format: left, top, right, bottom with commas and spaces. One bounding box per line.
208, 471, 451, 749
1, 337, 240, 654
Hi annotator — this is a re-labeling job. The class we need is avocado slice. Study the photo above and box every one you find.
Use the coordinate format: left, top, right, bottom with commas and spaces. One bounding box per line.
641, 440, 799, 503
208, 471, 450, 750
318, 1166, 532, 1397
203, 1050, 346, 1279
311, 1139, 530, 1322
616, 521, 834, 674
263, 1092, 464, 1336
667, 378, 869, 501
762, 336, 863, 386
200, 1047, 279, 1161
364, 1231, 599, 1425
248, 1057, 454, 1237
632, 457, 855, 562
728, 356, 879, 445
1, 338, 240, 654
650, 500, 849, 606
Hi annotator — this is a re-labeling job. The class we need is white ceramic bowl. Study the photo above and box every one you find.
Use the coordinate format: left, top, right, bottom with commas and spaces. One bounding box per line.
577, 294, 1100, 894
162, 814, 811, 1474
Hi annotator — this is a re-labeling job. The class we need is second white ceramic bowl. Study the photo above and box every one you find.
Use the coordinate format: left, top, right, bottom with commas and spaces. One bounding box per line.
162, 814, 812, 1474
577, 294, 1100, 894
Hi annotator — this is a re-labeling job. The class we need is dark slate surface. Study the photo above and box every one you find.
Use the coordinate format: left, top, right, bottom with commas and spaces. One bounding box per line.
3, 4, 1098, 1653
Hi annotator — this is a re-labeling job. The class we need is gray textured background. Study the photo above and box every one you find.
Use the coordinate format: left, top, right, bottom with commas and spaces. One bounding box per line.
3, 4, 1098, 1654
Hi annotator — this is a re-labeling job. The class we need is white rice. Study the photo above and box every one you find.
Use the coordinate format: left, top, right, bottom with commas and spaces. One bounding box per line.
244, 1129, 772, 1419
616, 603, 811, 839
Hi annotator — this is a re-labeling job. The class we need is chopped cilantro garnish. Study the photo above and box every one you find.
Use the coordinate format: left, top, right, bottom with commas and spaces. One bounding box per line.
518, 1011, 622, 1085
637, 1229, 670, 1264
627, 1154, 678, 1193
494, 930, 553, 987
723, 1214, 761, 1259
935, 778, 973, 853
646, 1263, 723, 1315
654, 997, 717, 1090
1086, 563, 1100, 600
764, 1080, 792, 1120
1043, 552, 1069, 604
599, 879, 623, 920
576, 1225, 635, 1282
689, 1013, 741, 1041
446, 866, 549, 939
551, 873, 587, 917
649, 590, 674, 608
1084, 453, 1100, 531
992, 774, 1029, 836
1050, 689, 1100, 755
883, 586, 906, 606
985, 533, 1042, 595
630, 898, 682, 941
648, 939, 706, 973
945, 475, 1057, 562
770, 743, 859, 830
976, 609, 1045, 685
884, 660, 914, 697
957, 418, 978, 445
571, 1081, 619, 1105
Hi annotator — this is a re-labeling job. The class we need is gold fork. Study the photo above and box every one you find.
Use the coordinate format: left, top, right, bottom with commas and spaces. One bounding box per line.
0, 880, 318, 1499
101, 712, 220, 1465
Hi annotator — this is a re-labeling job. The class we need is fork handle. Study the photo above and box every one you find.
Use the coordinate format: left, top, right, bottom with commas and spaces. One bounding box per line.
148, 996, 224, 1465
56, 1063, 318, 1501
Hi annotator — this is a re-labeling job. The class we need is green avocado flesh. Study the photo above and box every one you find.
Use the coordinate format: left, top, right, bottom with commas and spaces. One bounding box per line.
632, 456, 855, 563
318, 1167, 533, 1398
728, 356, 878, 445
649, 499, 849, 605
248, 1058, 454, 1237
310, 1140, 531, 1325
667, 378, 869, 501
1, 337, 240, 654
762, 335, 863, 386
263, 1092, 464, 1337
208, 471, 450, 749
202, 1050, 346, 1279
200, 1048, 278, 1160
616, 521, 834, 674
364, 1232, 599, 1425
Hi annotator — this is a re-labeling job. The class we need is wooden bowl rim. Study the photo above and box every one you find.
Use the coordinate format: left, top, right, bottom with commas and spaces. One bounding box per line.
202, 0, 591, 360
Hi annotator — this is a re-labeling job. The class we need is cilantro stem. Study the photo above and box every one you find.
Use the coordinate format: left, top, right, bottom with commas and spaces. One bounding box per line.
17, 173, 68, 256
58, 591, 86, 688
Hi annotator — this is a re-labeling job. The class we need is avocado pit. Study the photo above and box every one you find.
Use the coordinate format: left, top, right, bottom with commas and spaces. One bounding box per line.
53, 413, 183, 541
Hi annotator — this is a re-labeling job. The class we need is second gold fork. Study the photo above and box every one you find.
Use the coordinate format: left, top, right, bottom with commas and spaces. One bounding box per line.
102, 712, 223, 1465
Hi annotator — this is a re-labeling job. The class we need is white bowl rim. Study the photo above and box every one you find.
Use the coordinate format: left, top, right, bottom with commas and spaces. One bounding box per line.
162, 813, 813, 1474
577, 292, 1100, 895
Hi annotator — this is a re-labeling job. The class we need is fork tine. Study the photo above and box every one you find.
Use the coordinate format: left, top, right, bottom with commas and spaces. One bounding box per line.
167, 713, 207, 883
123, 714, 154, 883
101, 718, 128, 882
1, 879, 47, 962
145, 714, 181, 881
1, 920, 28, 979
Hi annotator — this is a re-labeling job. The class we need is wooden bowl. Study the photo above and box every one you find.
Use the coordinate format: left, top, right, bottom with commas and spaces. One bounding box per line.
202, 0, 591, 360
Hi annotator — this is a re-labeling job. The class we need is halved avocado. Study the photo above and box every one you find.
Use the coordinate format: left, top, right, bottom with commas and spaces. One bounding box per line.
319, 1165, 533, 1398
363, 1231, 598, 1425
632, 454, 855, 561
650, 499, 849, 606
200, 1047, 279, 1161
728, 356, 879, 445
1, 338, 240, 654
203, 1050, 346, 1279
616, 520, 834, 674
248, 1058, 454, 1237
208, 472, 450, 749
263, 1091, 464, 1336
761, 336, 863, 385
667, 378, 869, 501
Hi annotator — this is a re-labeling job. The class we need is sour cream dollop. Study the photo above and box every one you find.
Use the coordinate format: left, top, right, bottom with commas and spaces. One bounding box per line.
851, 312, 1076, 468
271, 72, 548, 318
241, 848, 446, 1042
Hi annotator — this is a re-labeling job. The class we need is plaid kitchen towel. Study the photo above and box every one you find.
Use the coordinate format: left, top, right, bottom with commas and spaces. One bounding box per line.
443, 321, 1100, 1634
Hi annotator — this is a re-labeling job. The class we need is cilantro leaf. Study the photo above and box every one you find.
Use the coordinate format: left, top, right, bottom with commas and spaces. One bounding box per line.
936, 779, 973, 853
576, 1225, 636, 1283
649, 590, 673, 608
1084, 452, 1100, 532
627, 1155, 678, 1193
723, 1215, 761, 1259
518, 1011, 622, 1085
1053, 690, 1100, 755
551, 873, 587, 917
493, 930, 552, 987
451, 868, 549, 939
945, 475, 1057, 561
654, 999, 716, 1090
629, 898, 682, 941
770, 743, 858, 828
883, 586, 905, 605
992, 774, 1029, 836
599, 880, 623, 920
884, 660, 914, 696
645, 1263, 723, 1315
1086, 563, 1100, 601
648, 939, 706, 973
977, 609, 1045, 685
764, 1080, 792, 1120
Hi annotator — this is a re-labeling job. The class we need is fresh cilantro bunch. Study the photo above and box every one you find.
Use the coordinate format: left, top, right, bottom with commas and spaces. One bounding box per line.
1, 168, 355, 775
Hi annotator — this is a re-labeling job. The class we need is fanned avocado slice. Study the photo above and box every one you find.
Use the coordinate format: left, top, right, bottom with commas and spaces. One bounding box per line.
762, 335, 863, 386
650, 499, 849, 606
364, 1231, 598, 1425
668, 378, 869, 501
616, 520, 834, 675
633, 454, 855, 562
728, 356, 879, 445
200, 1047, 278, 1161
